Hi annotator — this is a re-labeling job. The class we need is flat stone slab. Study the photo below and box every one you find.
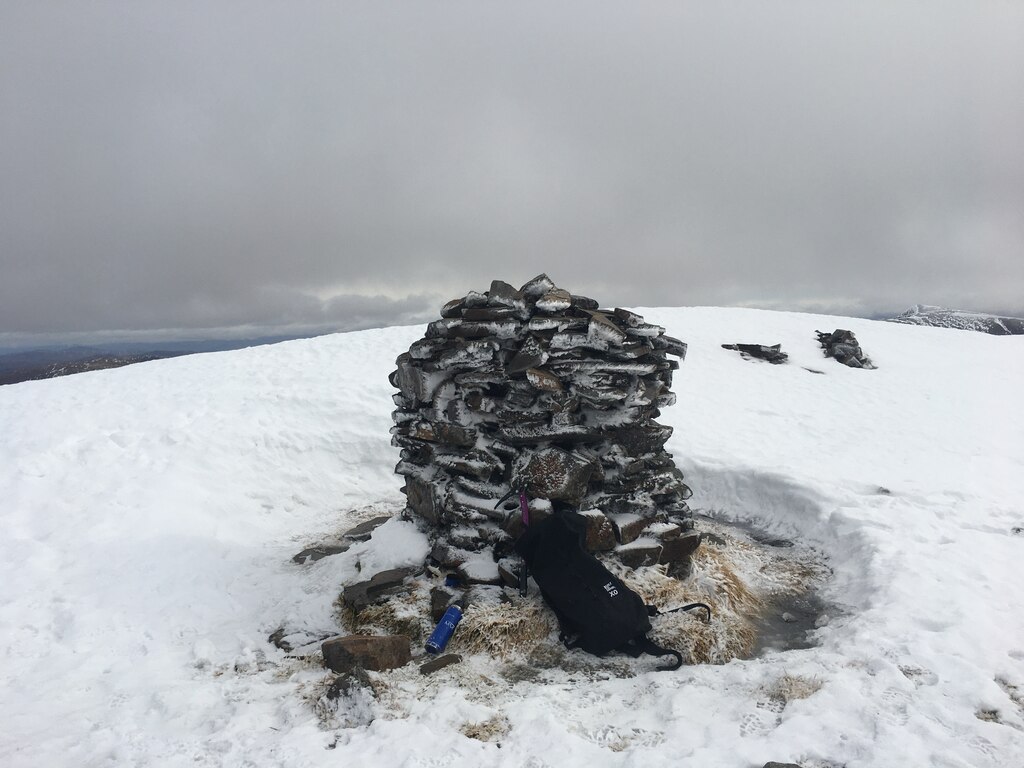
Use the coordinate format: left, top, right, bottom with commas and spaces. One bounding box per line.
609, 513, 647, 545
721, 342, 788, 364
658, 532, 702, 578
322, 634, 412, 673
292, 542, 351, 564
420, 653, 462, 675
342, 516, 394, 541
342, 566, 423, 611
615, 539, 663, 568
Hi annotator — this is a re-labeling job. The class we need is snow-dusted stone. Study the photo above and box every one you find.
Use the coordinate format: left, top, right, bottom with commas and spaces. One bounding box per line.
658, 531, 702, 577
342, 516, 393, 541
521, 447, 595, 503
408, 420, 477, 448
321, 635, 412, 673
419, 653, 462, 675
520, 273, 557, 298
525, 367, 564, 393
721, 343, 789, 364
586, 311, 628, 347
430, 587, 454, 622
342, 566, 422, 611
324, 666, 372, 699
579, 508, 617, 551
463, 307, 520, 321
615, 539, 663, 568
497, 559, 522, 589
292, 542, 351, 564
429, 541, 470, 569
405, 477, 442, 525
507, 337, 549, 374
536, 289, 572, 313
457, 553, 502, 586
816, 329, 875, 369
440, 298, 465, 318
607, 424, 674, 456
609, 513, 647, 545
487, 279, 528, 312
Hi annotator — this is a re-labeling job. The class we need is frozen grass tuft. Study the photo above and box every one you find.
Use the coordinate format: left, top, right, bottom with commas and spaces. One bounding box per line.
352, 591, 430, 643
452, 601, 556, 658
766, 673, 823, 703
460, 714, 510, 741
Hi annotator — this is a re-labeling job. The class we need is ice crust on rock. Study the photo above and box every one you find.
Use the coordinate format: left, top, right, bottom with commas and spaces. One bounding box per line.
390, 275, 694, 569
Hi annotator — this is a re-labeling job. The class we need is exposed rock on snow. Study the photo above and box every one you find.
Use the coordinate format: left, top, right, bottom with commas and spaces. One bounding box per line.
390, 275, 694, 573
342, 515, 393, 541
815, 328, 875, 369
291, 542, 350, 564
721, 343, 789, 364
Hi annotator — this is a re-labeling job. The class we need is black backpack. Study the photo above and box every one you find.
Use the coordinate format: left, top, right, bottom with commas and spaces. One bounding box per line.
514, 507, 711, 671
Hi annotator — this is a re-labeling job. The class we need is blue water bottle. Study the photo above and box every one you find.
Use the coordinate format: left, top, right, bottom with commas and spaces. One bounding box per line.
425, 605, 463, 654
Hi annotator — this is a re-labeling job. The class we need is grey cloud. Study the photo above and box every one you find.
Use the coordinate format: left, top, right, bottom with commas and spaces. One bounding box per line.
1, 1, 1022, 339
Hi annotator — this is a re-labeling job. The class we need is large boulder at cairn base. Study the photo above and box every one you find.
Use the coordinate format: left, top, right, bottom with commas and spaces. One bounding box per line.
390, 275, 695, 569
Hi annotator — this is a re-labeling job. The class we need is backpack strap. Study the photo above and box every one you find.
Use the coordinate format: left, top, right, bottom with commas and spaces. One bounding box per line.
619, 635, 683, 671
648, 602, 712, 623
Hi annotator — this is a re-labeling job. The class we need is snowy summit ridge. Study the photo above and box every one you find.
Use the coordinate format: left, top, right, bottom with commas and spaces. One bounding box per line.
887, 304, 1024, 335
1, 306, 1022, 767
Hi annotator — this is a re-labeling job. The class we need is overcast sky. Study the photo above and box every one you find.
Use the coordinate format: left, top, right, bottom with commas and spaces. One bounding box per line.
1, 1, 1022, 344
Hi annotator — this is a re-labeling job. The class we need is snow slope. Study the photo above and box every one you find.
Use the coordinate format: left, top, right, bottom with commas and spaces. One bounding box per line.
1, 307, 1022, 767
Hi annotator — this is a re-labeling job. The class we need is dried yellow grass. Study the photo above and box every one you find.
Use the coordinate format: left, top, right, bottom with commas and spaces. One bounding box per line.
460, 714, 510, 741
608, 546, 763, 664
352, 591, 430, 643
452, 601, 556, 657
766, 673, 823, 703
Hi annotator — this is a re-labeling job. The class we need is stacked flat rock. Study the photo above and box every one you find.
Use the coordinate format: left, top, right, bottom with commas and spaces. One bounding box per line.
390, 275, 696, 574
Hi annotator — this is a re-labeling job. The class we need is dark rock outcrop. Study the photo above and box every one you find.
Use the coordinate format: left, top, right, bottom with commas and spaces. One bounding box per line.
815, 329, 875, 369
721, 343, 788, 364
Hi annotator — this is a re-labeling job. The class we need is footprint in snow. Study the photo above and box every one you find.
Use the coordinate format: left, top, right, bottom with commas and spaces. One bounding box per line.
739, 699, 785, 737
877, 687, 911, 726
899, 664, 939, 687
965, 734, 998, 760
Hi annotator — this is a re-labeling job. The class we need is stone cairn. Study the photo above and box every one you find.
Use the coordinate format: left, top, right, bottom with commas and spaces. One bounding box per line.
389, 275, 700, 584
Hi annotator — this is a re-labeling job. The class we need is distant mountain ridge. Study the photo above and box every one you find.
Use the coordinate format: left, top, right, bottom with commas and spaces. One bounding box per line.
0, 333, 324, 386
886, 305, 1024, 335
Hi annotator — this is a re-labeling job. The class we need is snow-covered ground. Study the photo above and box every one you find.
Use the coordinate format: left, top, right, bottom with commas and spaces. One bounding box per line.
1, 307, 1022, 767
